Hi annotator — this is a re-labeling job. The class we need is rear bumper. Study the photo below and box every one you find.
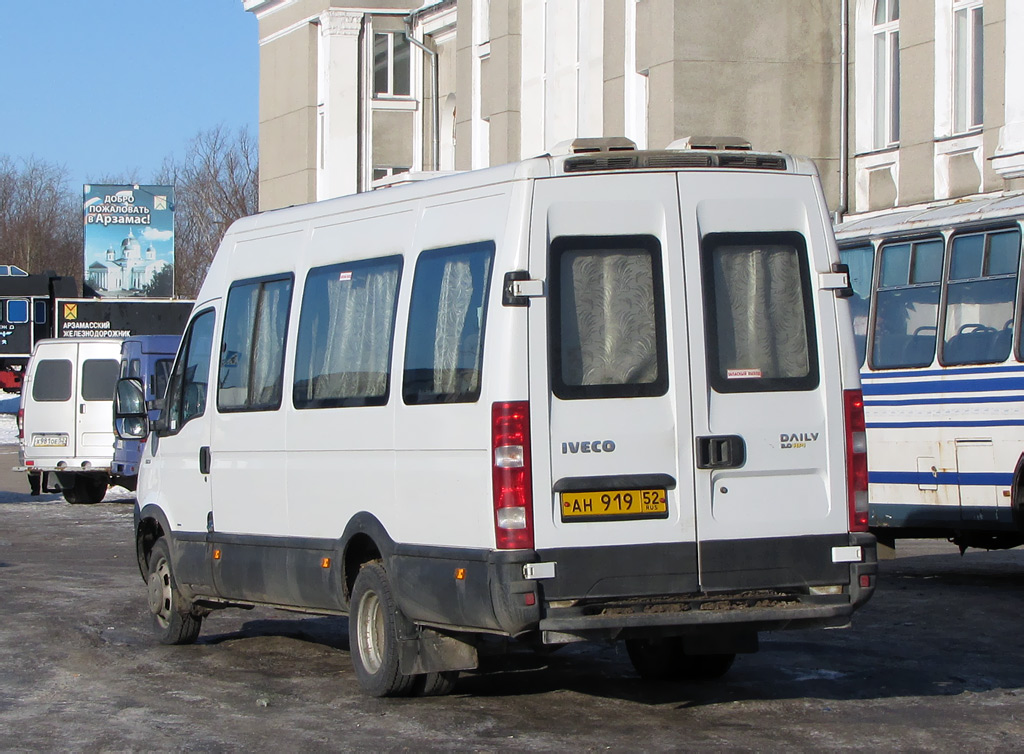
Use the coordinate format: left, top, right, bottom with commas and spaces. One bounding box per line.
392, 532, 876, 639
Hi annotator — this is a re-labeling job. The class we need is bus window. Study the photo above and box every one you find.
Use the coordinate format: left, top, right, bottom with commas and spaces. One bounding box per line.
871, 238, 943, 369
942, 229, 1020, 366
839, 244, 874, 366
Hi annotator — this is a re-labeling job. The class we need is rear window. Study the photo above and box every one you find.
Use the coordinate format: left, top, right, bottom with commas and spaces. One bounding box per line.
549, 235, 668, 400
32, 359, 72, 402
702, 232, 819, 392
81, 359, 120, 401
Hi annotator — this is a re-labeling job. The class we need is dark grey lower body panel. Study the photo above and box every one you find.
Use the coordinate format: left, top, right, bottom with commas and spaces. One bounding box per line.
160, 527, 876, 640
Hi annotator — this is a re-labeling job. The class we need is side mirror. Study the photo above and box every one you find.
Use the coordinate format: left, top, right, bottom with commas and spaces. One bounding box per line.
114, 377, 148, 440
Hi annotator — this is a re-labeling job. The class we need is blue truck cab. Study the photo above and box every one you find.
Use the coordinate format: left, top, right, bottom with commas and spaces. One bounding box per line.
111, 335, 180, 490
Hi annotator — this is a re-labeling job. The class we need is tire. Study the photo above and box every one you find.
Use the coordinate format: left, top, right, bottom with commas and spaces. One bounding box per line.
349, 562, 418, 697
626, 637, 735, 682
61, 474, 108, 505
414, 671, 459, 697
146, 538, 202, 645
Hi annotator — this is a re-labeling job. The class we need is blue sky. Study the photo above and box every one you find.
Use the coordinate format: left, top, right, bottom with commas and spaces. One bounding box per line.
0, 0, 258, 190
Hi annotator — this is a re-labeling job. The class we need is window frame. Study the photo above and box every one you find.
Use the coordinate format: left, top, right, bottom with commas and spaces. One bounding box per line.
872, 0, 900, 149
548, 234, 669, 401
161, 308, 217, 436
869, 235, 945, 370
941, 226, 1022, 366
402, 241, 495, 406
952, 0, 984, 135
217, 274, 294, 414
372, 31, 412, 99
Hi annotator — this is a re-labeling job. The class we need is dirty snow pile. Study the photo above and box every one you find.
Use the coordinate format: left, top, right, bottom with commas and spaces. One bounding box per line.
0, 396, 18, 445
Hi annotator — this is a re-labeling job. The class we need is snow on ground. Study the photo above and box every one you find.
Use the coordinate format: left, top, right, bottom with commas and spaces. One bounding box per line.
0, 413, 18, 446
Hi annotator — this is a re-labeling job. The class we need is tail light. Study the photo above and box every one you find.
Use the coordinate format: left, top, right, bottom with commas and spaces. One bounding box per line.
492, 401, 534, 550
17, 408, 24, 441
844, 389, 869, 532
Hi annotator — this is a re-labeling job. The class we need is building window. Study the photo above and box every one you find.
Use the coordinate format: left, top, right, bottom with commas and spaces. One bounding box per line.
371, 166, 410, 184
872, 0, 900, 149
373, 32, 411, 97
953, 0, 983, 134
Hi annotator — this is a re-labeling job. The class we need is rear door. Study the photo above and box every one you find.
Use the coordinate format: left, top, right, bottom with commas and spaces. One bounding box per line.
528, 172, 699, 597
76, 344, 120, 461
25, 343, 78, 460
678, 172, 850, 591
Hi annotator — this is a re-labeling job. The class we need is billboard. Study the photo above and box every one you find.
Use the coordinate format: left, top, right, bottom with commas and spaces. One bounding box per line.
83, 184, 174, 298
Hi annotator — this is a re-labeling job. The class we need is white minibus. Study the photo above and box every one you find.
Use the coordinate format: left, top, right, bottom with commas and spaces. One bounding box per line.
119, 137, 876, 696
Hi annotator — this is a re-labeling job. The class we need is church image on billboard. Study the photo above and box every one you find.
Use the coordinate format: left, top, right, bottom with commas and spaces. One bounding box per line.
83, 185, 174, 298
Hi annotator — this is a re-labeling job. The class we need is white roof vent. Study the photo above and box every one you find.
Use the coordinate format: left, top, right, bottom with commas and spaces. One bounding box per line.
549, 136, 637, 156
667, 136, 752, 151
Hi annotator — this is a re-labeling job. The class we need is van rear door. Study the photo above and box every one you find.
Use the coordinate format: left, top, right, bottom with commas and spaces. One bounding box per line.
76, 344, 120, 461
25, 342, 79, 460
677, 172, 851, 591
527, 172, 699, 598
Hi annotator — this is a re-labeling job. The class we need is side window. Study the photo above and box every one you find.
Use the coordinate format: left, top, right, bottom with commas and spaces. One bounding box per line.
34, 300, 47, 324
550, 235, 668, 400
839, 244, 876, 367
165, 310, 216, 433
403, 242, 494, 405
7, 299, 29, 324
871, 238, 944, 369
81, 359, 120, 401
32, 359, 72, 402
152, 359, 173, 401
293, 256, 402, 409
218, 276, 293, 412
943, 229, 1020, 366
703, 232, 818, 392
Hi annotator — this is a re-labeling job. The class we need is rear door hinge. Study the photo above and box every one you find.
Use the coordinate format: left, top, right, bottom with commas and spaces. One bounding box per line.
819, 263, 853, 298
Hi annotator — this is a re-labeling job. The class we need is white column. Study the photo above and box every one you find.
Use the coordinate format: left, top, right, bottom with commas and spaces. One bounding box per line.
993, 2, 1024, 179
318, 9, 363, 199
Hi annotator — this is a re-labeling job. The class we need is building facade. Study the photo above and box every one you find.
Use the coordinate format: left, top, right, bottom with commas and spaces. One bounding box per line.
244, 0, 1024, 220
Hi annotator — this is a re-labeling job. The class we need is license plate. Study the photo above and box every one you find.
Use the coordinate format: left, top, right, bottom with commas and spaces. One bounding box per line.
561, 489, 668, 522
32, 434, 68, 447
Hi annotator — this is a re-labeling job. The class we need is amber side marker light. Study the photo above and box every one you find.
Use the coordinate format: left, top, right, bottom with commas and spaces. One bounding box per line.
321, 557, 331, 569
213, 550, 221, 560
455, 568, 466, 580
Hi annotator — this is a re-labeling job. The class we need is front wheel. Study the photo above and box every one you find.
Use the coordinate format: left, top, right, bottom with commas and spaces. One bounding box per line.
146, 538, 202, 645
349, 562, 418, 697
626, 637, 735, 681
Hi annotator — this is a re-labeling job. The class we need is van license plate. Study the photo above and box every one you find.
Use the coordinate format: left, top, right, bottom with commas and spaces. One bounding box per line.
561, 489, 668, 522
32, 434, 68, 447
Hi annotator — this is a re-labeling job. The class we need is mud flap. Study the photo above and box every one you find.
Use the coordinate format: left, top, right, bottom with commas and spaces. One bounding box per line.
399, 628, 479, 675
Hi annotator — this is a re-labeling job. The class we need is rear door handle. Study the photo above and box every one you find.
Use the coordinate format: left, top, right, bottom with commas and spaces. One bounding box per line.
199, 446, 211, 475
696, 435, 746, 469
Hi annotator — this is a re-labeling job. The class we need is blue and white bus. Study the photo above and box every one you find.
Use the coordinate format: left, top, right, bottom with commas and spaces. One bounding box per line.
836, 193, 1024, 551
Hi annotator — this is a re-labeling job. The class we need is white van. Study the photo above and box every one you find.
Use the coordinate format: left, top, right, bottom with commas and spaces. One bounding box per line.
19, 337, 122, 503
120, 138, 876, 697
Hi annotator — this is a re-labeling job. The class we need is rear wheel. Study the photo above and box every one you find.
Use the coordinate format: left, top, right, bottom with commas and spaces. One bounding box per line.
349, 562, 417, 697
146, 538, 202, 645
625, 637, 735, 681
61, 474, 108, 504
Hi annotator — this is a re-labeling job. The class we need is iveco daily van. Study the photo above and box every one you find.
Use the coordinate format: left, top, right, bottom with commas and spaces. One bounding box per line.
111, 335, 180, 490
119, 138, 876, 697
19, 337, 121, 503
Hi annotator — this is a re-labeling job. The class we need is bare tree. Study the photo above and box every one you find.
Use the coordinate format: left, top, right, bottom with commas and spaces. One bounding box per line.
0, 156, 81, 278
156, 126, 259, 298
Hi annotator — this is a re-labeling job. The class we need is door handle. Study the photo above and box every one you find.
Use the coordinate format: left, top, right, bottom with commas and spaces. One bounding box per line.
199, 446, 211, 475
696, 435, 746, 469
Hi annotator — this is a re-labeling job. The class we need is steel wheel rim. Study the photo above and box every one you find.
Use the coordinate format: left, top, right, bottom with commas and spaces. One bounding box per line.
357, 590, 384, 674
148, 557, 173, 628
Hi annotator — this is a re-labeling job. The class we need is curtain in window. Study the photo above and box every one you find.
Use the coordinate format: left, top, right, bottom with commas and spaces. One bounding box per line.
713, 245, 809, 379
561, 249, 658, 386
251, 281, 289, 406
433, 259, 474, 395
317, 266, 399, 400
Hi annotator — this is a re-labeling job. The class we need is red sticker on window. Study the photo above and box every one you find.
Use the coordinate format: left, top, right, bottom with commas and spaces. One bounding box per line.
727, 368, 762, 379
